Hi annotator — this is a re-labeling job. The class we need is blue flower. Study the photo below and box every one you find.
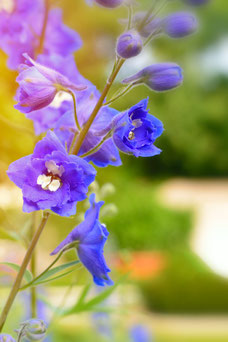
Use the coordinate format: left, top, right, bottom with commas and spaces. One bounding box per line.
51, 194, 113, 286
130, 325, 151, 342
7, 131, 96, 217
112, 99, 163, 157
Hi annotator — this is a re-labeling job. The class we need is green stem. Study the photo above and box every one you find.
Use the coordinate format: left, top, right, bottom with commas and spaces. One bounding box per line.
103, 84, 133, 106
127, 4, 133, 30
30, 212, 38, 317
0, 212, 50, 332
20, 250, 63, 291
20, 242, 78, 291
72, 58, 125, 155
68, 90, 81, 131
80, 131, 112, 159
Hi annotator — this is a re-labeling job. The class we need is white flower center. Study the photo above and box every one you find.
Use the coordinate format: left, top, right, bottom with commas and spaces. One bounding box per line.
37, 161, 64, 192
0, 0, 14, 13
49, 91, 72, 109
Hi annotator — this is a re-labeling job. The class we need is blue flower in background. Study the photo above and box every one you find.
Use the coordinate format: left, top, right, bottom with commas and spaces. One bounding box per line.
0, 334, 16, 342
51, 194, 113, 286
7, 131, 96, 216
112, 99, 163, 157
130, 325, 151, 342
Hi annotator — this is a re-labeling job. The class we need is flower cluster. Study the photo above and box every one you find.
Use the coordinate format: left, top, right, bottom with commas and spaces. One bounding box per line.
1, 0, 208, 290
0, 0, 210, 338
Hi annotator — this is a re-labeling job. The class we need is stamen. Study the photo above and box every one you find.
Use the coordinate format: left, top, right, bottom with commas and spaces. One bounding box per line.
37, 174, 52, 190
45, 160, 65, 177
48, 179, 61, 192
128, 131, 135, 140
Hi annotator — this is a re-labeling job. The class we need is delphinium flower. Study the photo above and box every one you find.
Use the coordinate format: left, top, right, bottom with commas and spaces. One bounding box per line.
51, 194, 113, 286
24, 53, 93, 135
7, 131, 96, 216
14, 54, 87, 113
110, 99, 163, 157
55, 88, 122, 167
122, 63, 183, 92
0, 335, 16, 342
0, 0, 81, 70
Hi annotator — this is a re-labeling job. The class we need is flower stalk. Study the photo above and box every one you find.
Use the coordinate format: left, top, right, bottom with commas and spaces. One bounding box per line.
0, 212, 50, 332
72, 58, 125, 155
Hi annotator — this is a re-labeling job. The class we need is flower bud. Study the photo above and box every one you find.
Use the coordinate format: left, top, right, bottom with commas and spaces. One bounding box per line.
0, 334, 16, 342
129, 12, 162, 38
182, 0, 209, 6
94, 0, 124, 7
116, 30, 143, 59
18, 319, 47, 341
122, 63, 183, 92
163, 12, 198, 38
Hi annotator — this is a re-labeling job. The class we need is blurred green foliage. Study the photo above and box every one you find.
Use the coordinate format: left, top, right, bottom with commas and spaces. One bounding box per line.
103, 171, 192, 251
141, 250, 228, 314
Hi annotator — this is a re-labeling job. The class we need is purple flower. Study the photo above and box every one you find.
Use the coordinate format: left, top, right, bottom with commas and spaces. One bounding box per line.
7, 131, 96, 216
112, 99, 163, 157
14, 54, 86, 113
163, 12, 198, 38
86, 0, 124, 8
0, 335, 16, 342
51, 194, 113, 286
0, 1, 82, 70
122, 63, 183, 92
130, 325, 151, 342
55, 89, 122, 168
116, 30, 143, 59
26, 53, 93, 135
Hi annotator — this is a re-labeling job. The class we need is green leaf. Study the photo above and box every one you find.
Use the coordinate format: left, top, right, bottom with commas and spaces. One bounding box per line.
0, 227, 21, 241
62, 275, 127, 316
77, 284, 91, 307
1, 262, 33, 283
32, 268, 76, 287
34, 260, 80, 283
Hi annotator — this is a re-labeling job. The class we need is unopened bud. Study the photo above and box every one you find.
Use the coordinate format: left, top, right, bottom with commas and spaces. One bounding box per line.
94, 0, 124, 7
17, 319, 47, 341
122, 63, 183, 92
116, 30, 143, 59
163, 12, 198, 38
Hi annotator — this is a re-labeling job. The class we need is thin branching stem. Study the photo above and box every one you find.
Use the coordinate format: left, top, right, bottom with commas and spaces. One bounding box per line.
0, 213, 50, 332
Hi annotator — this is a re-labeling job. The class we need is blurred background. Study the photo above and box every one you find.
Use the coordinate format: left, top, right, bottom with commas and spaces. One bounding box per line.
0, 0, 228, 341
